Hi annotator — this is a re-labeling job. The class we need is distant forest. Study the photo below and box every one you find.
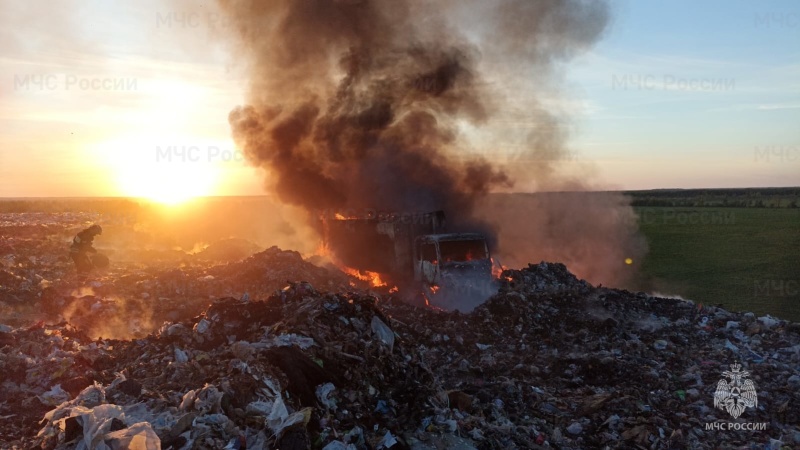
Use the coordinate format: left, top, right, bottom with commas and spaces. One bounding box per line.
625, 187, 800, 208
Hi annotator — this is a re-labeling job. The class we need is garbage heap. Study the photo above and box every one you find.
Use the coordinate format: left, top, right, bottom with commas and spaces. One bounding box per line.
29, 247, 350, 340
1, 262, 799, 449
0, 211, 348, 319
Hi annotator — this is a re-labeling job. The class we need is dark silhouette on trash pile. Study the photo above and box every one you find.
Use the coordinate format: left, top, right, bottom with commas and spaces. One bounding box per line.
69, 224, 103, 275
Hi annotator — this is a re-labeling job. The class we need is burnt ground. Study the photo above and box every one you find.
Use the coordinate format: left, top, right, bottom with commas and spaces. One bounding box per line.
1, 213, 799, 449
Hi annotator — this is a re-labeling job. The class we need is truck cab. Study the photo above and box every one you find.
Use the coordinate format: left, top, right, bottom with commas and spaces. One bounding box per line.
414, 233, 492, 289
320, 210, 495, 304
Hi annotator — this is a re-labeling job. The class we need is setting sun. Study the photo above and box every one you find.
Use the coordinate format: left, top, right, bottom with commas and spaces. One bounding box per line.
123, 169, 215, 205
93, 136, 220, 205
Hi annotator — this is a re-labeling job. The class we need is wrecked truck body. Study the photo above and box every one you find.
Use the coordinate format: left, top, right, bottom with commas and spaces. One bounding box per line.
415, 233, 492, 293
320, 211, 493, 289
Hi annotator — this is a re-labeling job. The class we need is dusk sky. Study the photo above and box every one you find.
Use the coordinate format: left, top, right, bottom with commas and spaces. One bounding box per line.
1, 0, 797, 202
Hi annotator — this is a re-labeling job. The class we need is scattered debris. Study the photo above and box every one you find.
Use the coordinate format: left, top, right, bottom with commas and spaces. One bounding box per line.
1, 213, 798, 448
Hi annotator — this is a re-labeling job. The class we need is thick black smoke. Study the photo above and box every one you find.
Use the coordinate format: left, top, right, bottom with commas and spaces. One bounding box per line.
216, 0, 642, 286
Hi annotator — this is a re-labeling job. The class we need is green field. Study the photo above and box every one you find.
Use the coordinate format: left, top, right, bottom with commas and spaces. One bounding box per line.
634, 207, 800, 322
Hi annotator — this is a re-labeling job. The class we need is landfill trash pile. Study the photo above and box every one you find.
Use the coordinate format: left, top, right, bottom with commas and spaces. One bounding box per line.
56, 245, 349, 340
0, 213, 104, 307
2, 225, 351, 338
0, 211, 347, 323
1, 259, 798, 449
194, 238, 264, 263
205, 247, 349, 297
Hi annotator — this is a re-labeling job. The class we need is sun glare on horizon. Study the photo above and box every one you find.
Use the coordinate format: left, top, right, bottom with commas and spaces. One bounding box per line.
93, 136, 222, 205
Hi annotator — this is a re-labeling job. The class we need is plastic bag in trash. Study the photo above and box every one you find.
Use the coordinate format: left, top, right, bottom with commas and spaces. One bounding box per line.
103, 422, 160, 450
38, 384, 70, 406
174, 347, 189, 363
315, 383, 337, 411
377, 430, 398, 448
371, 316, 394, 352
267, 396, 312, 440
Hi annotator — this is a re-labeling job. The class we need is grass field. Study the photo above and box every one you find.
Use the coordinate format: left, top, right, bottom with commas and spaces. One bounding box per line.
634, 207, 800, 322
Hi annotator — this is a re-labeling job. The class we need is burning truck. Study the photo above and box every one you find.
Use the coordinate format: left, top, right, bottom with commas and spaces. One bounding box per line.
320, 210, 496, 309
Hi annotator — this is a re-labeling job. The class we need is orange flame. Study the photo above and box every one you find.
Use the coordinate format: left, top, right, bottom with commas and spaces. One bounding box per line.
342, 266, 387, 287
420, 291, 445, 311
315, 242, 332, 258
491, 257, 507, 279
320, 243, 389, 289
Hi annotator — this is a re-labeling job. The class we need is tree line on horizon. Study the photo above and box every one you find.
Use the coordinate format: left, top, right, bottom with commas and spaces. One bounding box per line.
626, 187, 800, 208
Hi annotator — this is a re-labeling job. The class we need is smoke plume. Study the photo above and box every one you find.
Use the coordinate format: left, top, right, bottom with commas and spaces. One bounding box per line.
217, 0, 644, 286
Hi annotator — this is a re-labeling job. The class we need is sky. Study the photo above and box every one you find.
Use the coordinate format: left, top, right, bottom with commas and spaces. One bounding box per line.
0, 0, 797, 200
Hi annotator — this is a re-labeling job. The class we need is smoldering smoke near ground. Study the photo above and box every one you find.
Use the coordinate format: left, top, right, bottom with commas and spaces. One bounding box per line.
480, 192, 647, 288
217, 0, 644, 286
